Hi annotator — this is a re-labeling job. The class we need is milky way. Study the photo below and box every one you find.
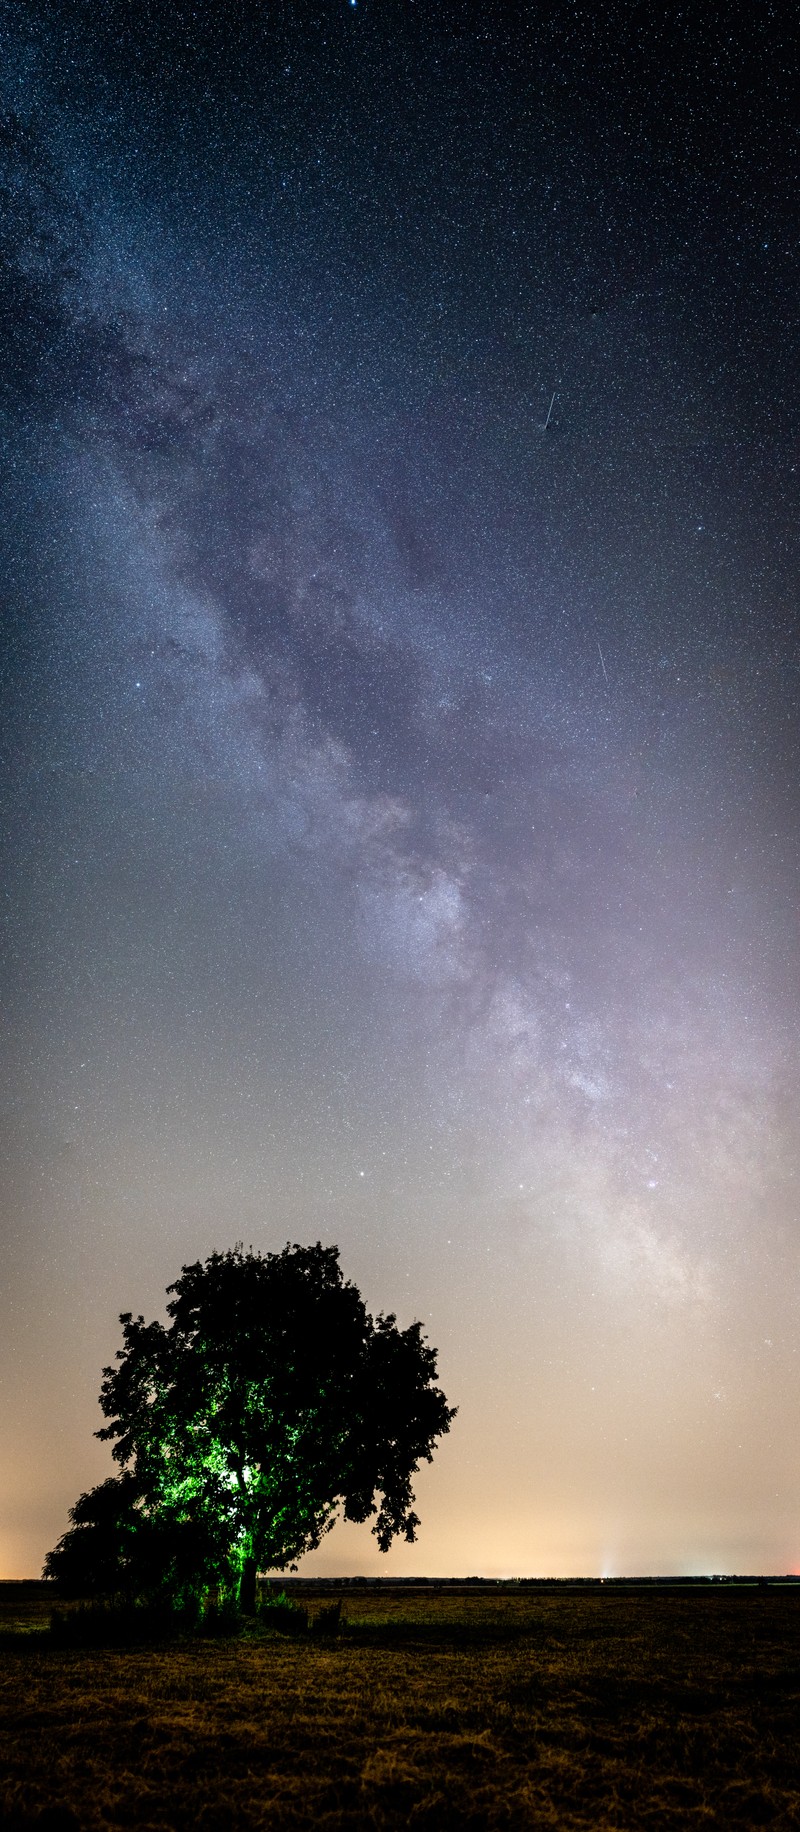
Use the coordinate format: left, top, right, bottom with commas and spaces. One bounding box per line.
2, 1, 799, 1576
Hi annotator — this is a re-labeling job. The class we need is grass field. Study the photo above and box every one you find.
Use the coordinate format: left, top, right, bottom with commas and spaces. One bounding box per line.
1, 1584, 799, 1828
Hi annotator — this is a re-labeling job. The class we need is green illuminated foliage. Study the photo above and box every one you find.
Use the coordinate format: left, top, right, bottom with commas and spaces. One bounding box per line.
47, 1243, 455, 1613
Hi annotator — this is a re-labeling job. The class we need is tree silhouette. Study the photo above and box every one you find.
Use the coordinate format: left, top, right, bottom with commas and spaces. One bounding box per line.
46, 1242, 455, 1613
43, 1471, 227, 1607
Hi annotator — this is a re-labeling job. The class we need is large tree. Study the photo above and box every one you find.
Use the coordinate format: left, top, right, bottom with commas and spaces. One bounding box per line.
46, 1243, 455, 1612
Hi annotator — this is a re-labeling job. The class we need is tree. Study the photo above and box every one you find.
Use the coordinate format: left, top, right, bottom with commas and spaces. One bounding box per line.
43, 1472, 226, 1608
44, 1475, 143, 1598
47, 1242, 456, 1613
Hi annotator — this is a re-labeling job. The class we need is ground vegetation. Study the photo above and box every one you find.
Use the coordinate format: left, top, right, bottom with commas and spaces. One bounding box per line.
1, 1585, 799, 1828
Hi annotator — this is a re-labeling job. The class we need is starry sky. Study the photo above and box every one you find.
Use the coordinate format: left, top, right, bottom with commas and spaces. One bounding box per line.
2, 0, 799, 1579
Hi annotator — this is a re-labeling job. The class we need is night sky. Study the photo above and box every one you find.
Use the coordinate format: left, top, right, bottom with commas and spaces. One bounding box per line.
2, 0, 799, 1579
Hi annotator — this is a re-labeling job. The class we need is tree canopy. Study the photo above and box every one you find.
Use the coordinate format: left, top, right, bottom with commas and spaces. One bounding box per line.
45, 1242, 456, 1612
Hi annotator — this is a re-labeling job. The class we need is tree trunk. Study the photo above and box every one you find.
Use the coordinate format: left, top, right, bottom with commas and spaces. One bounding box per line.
239, 1555, 258, 1616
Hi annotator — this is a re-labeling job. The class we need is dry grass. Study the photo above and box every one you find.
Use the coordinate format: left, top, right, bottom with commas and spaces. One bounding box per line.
1, 1585, 799, 1828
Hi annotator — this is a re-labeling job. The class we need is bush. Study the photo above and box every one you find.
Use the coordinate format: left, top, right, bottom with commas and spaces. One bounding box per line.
200, 1593, 242, 1637
49, 1596, 200, 1647
258, 1588, 309, 1635
311, 1598, 344, 1637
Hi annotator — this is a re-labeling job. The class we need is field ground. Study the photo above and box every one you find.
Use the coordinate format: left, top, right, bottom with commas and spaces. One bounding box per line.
1, 1584, 799, 1829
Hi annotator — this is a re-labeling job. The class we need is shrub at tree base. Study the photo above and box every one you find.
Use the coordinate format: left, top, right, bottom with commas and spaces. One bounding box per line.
48, 1590, 344, 1647
44, 1242, 455, 1621
258, 1590, 309, 1635
49, 1598, 199, 1648
311, 1598, 344, 1636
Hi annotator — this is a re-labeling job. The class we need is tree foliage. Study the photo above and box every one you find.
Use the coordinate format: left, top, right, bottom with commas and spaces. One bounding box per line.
45, 1243, 455, 1611
43, 1472, 224, 1607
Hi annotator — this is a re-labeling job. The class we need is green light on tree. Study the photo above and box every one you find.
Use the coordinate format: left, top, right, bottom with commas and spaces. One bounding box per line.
45, 1242, 456, 1614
